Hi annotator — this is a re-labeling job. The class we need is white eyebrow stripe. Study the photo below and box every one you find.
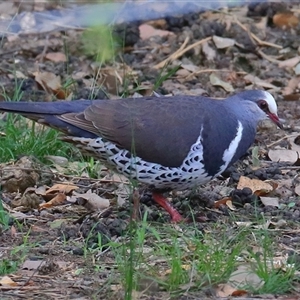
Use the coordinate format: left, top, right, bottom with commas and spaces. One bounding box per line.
263, 91, 277, 115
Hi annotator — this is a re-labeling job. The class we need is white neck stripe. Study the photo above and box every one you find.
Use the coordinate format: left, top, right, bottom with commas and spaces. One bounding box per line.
221, 121, 243, 171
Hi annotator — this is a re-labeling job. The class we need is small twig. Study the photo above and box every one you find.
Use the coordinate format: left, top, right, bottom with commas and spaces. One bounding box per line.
186, 69, 247, 80
36, 34, 50, 63
154, 36, 211, 69
234, 17, 282, 49
267, 134, 295, 148
20, 259, 46, 289
130, 188, 140, 221
256, 49, 281, 63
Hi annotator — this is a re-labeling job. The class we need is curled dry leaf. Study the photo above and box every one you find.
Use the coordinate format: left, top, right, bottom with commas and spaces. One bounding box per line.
73, 189, 110, 210
212, 35, 235, 49
209, 73, 234, 92
139, 23, 174, 40
0, 276, 18, 287
33, 71, 66, 99
237, 175, 274, 195
214, 197, 235, 209
39, 192, 66, 209
45, 183, 79, 195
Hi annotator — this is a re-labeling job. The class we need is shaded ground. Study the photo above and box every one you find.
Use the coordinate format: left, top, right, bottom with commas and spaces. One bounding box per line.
1, 1, 300, 299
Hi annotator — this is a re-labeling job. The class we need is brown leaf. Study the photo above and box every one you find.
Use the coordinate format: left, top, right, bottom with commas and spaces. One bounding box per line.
216, 283, 238, 297
139, 24, 174, 40
10, 225, 17, 238
39, 192, 66, 209
214, 197, 231, 209
45, 183, 79, 195
273, 12, 299, 29
283, 77, 300, 96
45, 52, 67, 62
33, 71, 66, 99
231, 290, 248, 297
0, 276, 18, 287
237, 176, 274, 195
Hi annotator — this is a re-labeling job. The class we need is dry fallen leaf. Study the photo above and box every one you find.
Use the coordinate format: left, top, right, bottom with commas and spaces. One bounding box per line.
202, 41, 216, 60
268, 149, 299, 164
216, 283, 247, 297
294, 185, 300, 196
209, 73, 234, 92
73, 189, 110, 210
260, 196, 280, 207
0, 276, 18, 287
33, 71, 66, 99
294, 63, 300, 75
244, 74, 279, 90
237, 176, 274, 195
39, 192, 66, 209
273, 12, 299, 29
22, 260, 45, 271
139, 23, 174, 40
213, 35, 235, 49
45, 52, 67, 62
45, 183, 79, 195
283, 77, 300, 97
45, 155, 69, 166
229, 264, 263, 289
278, 56, 300, 68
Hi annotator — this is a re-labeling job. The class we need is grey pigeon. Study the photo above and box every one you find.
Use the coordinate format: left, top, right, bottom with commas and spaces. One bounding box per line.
0, 90, 282, 221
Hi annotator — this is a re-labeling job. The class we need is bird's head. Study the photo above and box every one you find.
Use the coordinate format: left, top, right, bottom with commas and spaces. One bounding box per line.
232, 90, 283, 129
254, 91, 283, 129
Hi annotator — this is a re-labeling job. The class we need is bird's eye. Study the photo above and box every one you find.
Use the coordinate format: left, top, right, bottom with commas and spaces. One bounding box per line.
258, 100, 268, 111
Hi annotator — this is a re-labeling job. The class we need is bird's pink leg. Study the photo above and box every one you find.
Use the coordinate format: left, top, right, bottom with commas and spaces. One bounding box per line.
152, 192, 184, 222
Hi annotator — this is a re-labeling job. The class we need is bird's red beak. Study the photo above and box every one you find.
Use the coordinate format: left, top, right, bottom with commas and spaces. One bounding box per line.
268, 112, 283, 129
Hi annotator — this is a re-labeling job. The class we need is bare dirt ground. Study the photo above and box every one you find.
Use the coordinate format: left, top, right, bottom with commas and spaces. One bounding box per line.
1, 1, 300, 299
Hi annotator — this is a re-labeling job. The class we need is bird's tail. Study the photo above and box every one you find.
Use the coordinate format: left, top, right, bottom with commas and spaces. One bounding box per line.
0, 100, 97, 138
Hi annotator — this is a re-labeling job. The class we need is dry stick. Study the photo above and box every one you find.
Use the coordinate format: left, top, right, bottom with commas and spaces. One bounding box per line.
185, 69, 247, 80
234, 17, 282, 64
267, 134, 296, 148
154, 36, 189, 69
154, 36, 212, 69
234, 17, 282, 49
257, 49, 281, 63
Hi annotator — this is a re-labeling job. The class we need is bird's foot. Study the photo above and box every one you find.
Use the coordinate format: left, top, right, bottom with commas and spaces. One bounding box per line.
152, 192, 184, 223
